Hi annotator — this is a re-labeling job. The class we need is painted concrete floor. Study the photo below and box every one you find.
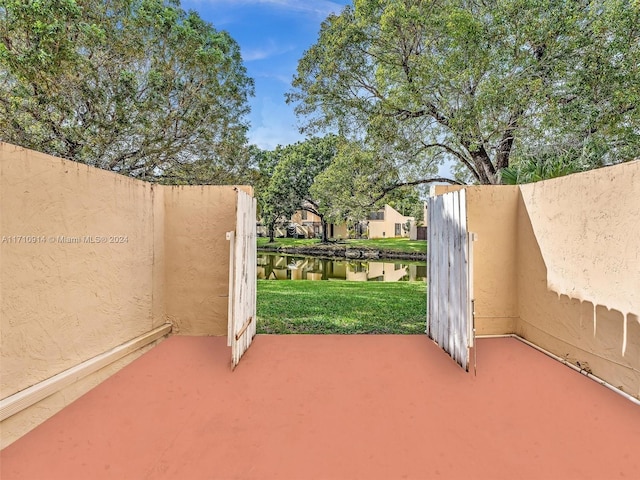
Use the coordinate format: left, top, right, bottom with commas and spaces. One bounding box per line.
1, 335, 639, 480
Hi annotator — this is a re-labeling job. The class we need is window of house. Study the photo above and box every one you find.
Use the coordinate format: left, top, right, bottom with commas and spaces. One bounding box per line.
395, 223, 402, 236
301, 210, 307, 220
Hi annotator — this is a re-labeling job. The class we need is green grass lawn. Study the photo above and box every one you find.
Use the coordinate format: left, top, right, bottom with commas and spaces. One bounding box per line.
345, 238, 426, 254
257, 236, 426, 254
257, 237, 322, 248
257, 280, 426, 334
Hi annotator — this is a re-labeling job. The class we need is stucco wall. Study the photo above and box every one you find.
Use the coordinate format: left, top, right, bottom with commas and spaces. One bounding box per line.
516, 162, 640, 398
1, 144, 162, 398
1, 143, 250, 446
464, 186, 520, 335
292, 210, 322, 224
163, 186, 239, 336
330, 222, 349, 239
431, 162, 639, 397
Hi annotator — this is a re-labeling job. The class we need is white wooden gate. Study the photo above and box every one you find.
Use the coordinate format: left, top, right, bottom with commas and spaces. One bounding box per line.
226, 189, 257, 369
427, 189, 474, 371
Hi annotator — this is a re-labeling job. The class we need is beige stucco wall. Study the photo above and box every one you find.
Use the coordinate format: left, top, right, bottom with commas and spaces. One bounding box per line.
518, 163, 639, 318
464, 186, 520, 335
330, 222, 349, 239
516, 162, 640, 398
1, 143, 250, 446
292, 210, 322, 224
1, 144, 162, 398
163, 186, 242, 336
0, 144, 167, 447
423, 202, 428, 227
432, 162, 639, 397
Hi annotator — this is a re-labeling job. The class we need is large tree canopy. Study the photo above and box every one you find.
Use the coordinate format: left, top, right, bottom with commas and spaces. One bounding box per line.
0, 0, 254, 183
258, 135, 339, 242
288, 0, 640, 185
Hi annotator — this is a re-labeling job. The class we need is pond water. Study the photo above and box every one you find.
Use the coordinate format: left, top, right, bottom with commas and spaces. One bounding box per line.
257, 253, 426, 282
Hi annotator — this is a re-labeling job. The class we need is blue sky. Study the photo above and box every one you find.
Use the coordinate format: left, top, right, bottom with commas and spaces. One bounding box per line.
182, 0, 352, 150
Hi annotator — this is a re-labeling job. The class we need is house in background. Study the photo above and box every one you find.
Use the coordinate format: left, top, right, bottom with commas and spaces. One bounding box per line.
266, 203, 419, 240
292, 204, 415, 239
290, 210, 348, 239
409, 202, 428, 240
367, 204, 415, 239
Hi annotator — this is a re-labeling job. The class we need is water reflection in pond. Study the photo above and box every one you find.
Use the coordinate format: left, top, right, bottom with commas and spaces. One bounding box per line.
257, 253, 426, 282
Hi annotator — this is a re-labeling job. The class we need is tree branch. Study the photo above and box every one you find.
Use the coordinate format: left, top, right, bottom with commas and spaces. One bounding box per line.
496, 110, 523, 170
368, 177, 464, 205
419, 141, 481, 183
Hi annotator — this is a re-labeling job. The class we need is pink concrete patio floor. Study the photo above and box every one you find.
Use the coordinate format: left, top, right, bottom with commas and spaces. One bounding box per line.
1, 335, 639, 480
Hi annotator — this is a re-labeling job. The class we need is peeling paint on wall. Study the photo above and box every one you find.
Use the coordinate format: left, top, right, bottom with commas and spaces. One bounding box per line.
517, 162, 640, 398
433, 161, 640, 398
519, 162, 640, 318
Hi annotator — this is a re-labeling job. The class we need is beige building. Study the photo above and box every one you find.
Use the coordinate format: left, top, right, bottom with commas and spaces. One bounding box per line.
289, 204, 415, 240
367, 204, 415, 239
290, 210, 348, 239
409, 202, 428, 240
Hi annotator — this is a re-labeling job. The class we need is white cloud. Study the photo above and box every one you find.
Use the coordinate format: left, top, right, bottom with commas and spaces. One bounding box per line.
254, 71, 293, 85
248, 96, 304, 150
242, 39, 295, 62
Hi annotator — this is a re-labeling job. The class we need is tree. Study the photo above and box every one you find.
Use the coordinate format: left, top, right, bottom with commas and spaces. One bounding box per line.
312, 140, 424, 235
255, 147, 290, 242
311, 140, 388, 227
258, 136, 338, 242
0, 0, 254, 183
288, 0, 640, 186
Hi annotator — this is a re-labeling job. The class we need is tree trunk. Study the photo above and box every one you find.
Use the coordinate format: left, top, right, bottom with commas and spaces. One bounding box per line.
321, 218, 329, 243
268, 219, 276, 243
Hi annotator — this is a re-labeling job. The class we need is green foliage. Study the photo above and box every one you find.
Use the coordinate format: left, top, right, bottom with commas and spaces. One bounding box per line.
499, 150, 593, 184
311, 140, 385, 225
311, 139, 425, 228
257, 135, 339, 241
0, 0, 85, 81
0, 0, 254, 183
289, 0, 640, 185
383, 187, 424, 223
257, 280, 426, 334
257, 136, 426, 236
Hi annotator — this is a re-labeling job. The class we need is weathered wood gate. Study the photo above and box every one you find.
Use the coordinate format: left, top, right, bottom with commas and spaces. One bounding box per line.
427, 189, 474, 371
226, 189, 257, 369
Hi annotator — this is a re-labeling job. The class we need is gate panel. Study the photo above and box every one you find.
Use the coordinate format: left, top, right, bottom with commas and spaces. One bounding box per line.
227, 189, 257, 369
427, 189, 472, 370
